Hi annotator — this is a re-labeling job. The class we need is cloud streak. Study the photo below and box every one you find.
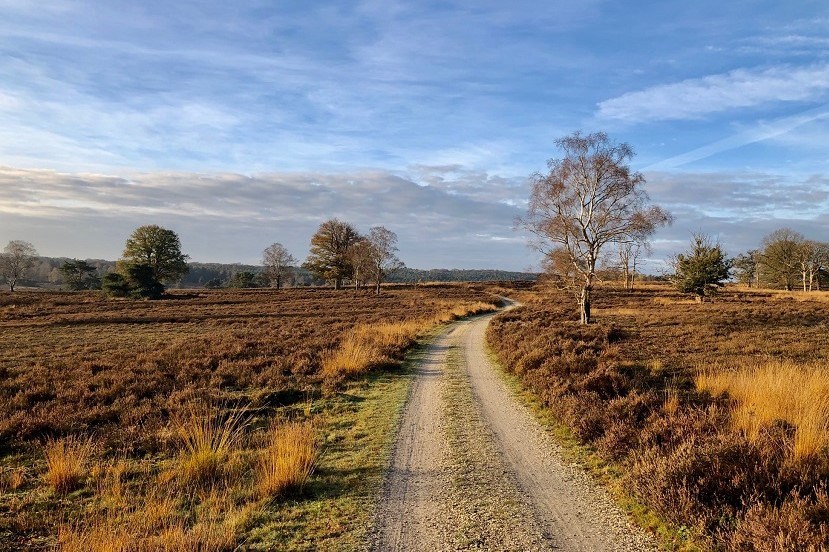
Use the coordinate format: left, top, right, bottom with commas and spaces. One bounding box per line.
598, 64, 829, 122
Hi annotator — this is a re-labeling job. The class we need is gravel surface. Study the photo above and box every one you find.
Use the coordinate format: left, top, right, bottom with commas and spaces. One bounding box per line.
368, 309, 659, 552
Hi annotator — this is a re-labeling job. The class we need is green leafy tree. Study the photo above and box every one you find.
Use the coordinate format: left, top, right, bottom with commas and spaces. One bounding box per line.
303, 219, 361, 289
59, 259, 101, 290
125, 263, 165, 298
102, 272, 131, 297
759, 228, 803, 291
122, 225, 189, 283
671, 234, 732, 299
227, 271, 260, 288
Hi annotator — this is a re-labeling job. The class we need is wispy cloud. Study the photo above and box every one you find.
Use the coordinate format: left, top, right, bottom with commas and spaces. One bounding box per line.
644, 104, 829, 170
597, 64, 829, 122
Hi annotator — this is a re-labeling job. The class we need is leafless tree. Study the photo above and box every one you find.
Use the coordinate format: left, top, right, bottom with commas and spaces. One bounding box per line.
760, 228, 804, 291
348, 239, 373, 290
799, 240, 829, 292
366, 226, 404, 295
262, 242, 296, 289
0, 240, 38, 292
617, 239, 649, 290
519, 131, 671, 324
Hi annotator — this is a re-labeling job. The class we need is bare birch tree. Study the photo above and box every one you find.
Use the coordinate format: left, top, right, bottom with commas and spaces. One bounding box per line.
348, 239, 373, 290
617, 239, 649, 290
0, 240, 38, 292
366, 226, 404, 295
799, 240, 829, 292
520, 131, 671, 324
262, 242, 296, 289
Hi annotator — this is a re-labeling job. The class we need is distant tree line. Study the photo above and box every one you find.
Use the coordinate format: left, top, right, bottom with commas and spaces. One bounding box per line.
1, 217, 536, 297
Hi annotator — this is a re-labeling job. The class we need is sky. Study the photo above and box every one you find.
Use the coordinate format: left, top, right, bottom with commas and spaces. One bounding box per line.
1, 0, 828, 271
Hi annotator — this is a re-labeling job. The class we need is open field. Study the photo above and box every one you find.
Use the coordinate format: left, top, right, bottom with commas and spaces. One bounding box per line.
0, 284, 501, 550
488, 283, 829, 550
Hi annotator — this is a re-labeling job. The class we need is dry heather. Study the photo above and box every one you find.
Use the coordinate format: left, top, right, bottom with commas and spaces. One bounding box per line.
0, 284, 500, 550
488, 283, 829, 550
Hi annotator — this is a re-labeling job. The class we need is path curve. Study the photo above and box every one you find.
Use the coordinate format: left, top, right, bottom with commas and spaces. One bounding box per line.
368, 307, 658, 551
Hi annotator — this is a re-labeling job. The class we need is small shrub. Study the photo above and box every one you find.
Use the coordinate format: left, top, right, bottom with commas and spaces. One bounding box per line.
44, 436, 94, 495
731, 491, 829, 551
257, 420, 318, 498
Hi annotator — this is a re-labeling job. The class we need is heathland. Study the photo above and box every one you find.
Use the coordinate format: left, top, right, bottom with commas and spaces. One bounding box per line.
0, 285, 499, 550
488, 283, 829, 550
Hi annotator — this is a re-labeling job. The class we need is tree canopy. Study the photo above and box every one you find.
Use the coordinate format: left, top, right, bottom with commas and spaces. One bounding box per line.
59, 259, 100, 290
303, 219, 361, 289
122, 225, 189, 283
520, 131, 671, 323
759, 228, 803, 291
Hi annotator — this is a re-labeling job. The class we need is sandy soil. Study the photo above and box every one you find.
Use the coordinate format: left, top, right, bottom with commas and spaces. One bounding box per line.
368, 309, 658, 551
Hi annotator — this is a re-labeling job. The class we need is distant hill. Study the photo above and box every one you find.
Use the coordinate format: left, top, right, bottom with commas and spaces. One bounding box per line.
11, 257, 537, 289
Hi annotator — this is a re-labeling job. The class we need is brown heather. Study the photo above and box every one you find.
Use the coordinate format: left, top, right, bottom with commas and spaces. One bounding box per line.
0, 284, 500, 550
487, 283, 829, 550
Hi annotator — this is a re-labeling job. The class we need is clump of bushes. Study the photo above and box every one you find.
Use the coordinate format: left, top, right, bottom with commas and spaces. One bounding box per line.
102, 263, 165, 299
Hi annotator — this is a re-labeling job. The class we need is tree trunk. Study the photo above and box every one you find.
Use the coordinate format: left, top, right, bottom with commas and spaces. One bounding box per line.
375, 278, 381, 295
276, 275, 281, 290
579, 285, 592, 324
334, 278, 341, 290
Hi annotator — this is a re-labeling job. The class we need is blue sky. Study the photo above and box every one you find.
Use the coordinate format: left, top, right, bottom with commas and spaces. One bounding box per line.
1, 0, 828, 270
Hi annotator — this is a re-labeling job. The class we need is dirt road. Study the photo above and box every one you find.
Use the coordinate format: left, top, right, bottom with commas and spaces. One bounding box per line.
368, 309, 657, 552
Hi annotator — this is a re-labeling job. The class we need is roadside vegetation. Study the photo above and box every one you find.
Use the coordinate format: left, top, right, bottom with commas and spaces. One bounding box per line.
0, 285, 499, 550
488, 282, 829, 550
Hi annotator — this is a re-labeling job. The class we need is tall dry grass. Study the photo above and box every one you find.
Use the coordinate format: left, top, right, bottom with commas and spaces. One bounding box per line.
44, 436, 94, 495
174, 403, 248, 486
257, 420, 319, 498
696, 360, 829, 461
322, 301, 496, 378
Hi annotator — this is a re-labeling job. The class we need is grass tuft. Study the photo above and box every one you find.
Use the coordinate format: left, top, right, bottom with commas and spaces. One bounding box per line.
44, 436, 94, 495
257, 420, 319, 499
174, 402, 248, 486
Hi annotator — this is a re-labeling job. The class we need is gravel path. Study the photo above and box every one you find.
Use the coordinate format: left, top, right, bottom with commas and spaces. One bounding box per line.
368, 309, 658, 552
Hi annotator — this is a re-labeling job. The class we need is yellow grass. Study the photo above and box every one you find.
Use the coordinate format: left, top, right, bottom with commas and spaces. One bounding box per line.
257, 420, 319, 498
58, 488, 247, 551
768, 290, 829, 302
44, 436, 94, 495
323, 301, 496, 378
696, 360, 829, 460
58, 522, 131, 552
174, 403, 248, 486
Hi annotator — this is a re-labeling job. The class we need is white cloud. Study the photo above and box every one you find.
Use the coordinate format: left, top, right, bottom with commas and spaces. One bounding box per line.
0, 166, 536, 270
597, 64, 829, 122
